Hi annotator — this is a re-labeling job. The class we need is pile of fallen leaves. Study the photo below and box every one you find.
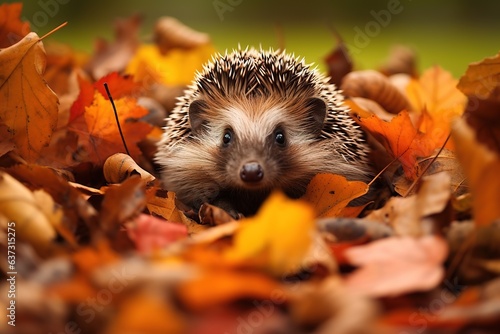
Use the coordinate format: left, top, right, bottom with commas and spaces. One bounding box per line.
1, 3, 500, 334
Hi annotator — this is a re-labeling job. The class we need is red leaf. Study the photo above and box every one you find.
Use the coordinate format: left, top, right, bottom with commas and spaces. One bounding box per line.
127, 214, 188, 253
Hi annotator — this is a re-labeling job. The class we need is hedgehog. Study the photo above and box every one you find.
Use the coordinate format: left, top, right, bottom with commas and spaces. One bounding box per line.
155, 47, 371, 217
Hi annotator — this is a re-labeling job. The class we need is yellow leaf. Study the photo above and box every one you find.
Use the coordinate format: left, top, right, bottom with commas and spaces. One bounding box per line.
126, 43, 215, 86
0, 32, 58, 162
225, 192, 315, 275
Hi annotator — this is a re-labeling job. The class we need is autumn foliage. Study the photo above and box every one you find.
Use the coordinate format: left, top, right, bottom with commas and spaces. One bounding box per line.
1, 3, 500, 334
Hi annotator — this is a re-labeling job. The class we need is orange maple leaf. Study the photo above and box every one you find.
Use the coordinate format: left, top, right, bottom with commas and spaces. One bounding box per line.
358, 111, 434, 179
69, 92, 152, 166
0, 3, 30, 47
69, 74, 94, 122
70, 72, 141, 122
94, 72, 141, 100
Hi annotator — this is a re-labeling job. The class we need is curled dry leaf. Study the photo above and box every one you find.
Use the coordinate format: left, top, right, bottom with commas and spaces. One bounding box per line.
198, 203, 236, 226
103, 153, 155, 184
378, 44, 418, 77
341, 70, 411, 114
154, 16, 211, 54
0, 172, 61, 254
318, 217, 394, 242
346, 97, 394, 121
0, 32, 59, 162
452, 118, 500, 226
344, 235, 448, 297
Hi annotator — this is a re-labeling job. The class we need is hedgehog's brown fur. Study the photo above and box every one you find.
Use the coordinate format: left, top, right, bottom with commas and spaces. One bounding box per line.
155, 48, 371, 216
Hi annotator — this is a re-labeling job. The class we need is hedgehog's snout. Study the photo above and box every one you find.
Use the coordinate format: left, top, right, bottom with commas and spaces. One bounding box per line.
240, 161, 264, 183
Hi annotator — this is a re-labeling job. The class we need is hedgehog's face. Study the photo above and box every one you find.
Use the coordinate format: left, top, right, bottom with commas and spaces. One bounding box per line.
188, 97, 327, 193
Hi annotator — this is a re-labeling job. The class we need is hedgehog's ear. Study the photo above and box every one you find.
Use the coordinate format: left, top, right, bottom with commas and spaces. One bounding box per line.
189, 99, 209, 133
305, 98, 327, 134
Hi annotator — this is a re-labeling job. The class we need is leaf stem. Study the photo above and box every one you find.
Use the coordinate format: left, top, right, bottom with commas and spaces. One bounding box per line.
40, 22, 68, 40
103, 83, 131, 156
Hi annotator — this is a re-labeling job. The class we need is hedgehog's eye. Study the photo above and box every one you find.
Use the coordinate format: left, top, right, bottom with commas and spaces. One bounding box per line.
223, 129, 232, 145
275, 131, 285, 146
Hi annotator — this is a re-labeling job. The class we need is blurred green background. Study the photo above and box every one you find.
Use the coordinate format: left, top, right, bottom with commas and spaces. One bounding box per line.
8, 0, 500, 76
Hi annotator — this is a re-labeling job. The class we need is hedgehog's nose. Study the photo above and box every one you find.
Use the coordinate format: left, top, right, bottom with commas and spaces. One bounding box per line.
240, 162, 264, 183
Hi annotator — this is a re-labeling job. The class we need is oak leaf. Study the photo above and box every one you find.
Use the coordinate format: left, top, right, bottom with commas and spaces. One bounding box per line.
301, 173, 368, 218
0, 3, 30, 47
0, 32, 59, 162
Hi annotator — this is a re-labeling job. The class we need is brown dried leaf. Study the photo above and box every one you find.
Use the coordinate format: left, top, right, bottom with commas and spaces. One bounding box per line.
378, 45, 418, 77
100, 175, 146, 235
154, 16, 210, 54
85, 14, 141, 79
0, 32, 59, 162
324, 29, 353, 87
457, 51, 500, 103
366, 172, 451, 236
341, 70, 411, 114
452, 118, 500, 226
393, 148, 468, 197
103, 153, 155, 184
